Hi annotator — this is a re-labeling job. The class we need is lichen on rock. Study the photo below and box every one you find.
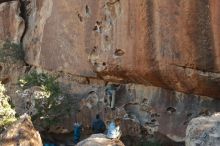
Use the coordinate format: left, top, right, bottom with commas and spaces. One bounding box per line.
0, 82, 16, 133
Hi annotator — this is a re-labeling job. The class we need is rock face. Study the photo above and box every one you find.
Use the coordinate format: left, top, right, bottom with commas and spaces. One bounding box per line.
22, 0, 220, 97
0, 0, 26, 92
63, 83, 220, 142
186, 113, 220, 146
0, 115, 42, 146
76, 134, 125, 146
0, 1, 24, 43
1, 0, 220, 145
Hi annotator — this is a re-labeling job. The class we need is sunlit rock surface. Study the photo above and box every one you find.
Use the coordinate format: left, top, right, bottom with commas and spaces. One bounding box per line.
0, 115, 42, 146
22, 0, 220, 97
186, 113, 220, 146
0, 1, 24, 43
1, 0, 220, 145
76, 134, 125, 146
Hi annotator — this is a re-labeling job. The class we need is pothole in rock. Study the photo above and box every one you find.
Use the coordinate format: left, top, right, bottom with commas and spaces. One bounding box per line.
166, 107, 176, 114
1, 77, 10, 84
114, 49, 125, 56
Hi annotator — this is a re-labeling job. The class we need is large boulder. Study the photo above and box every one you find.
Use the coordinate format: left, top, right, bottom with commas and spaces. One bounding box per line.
0, 114, 42, 146
76, 134, 125, 146
186, 113, 220, 146
22, 0, 220, 97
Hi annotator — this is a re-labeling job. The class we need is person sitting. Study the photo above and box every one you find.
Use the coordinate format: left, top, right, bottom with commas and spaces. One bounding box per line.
106, 118, 121, 139
92, 114, 106, 134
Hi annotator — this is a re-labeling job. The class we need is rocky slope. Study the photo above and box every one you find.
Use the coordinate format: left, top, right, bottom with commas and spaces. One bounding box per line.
0, 0, 220, 145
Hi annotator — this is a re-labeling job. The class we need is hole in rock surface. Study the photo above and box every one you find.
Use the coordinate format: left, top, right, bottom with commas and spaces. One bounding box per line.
85, 5, 90, 15
166, 107, 176, 114
114, 49, 125, 56
77, 13, 83, 22
187, 113, 193, 117
151, 113, 160, 118
1, 77, 10, 84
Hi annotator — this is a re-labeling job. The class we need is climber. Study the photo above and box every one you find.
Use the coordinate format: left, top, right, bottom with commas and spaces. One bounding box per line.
92, 114, 106, 134
106, 118, 121, 139
105, 84, 120, 109
73, 122, 82, 144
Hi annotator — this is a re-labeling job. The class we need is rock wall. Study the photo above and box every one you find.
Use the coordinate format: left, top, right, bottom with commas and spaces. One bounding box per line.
0, 0, 220, 145
0, 1, 24, 43
72, 83, 220, 142
22, 0, 220, 97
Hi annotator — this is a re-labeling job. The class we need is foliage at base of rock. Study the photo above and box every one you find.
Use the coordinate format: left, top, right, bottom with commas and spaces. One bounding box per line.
0, 82, 16, 133
18, 71, 75, 130
19, 71, 61, 96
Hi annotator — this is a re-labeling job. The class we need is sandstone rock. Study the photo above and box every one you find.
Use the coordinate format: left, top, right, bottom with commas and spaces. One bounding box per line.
186, 113, 220, 146
0, 114, 42, 146
71, 83, 220, 142
0, 1, 24, 43
22, 0, 220, 97
76, 134, 125, 146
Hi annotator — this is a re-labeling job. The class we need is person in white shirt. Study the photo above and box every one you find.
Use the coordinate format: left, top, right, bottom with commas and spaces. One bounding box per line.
106, 118, 121, 139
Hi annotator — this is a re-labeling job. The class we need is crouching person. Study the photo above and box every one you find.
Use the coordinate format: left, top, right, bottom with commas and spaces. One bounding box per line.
106, 118, 121, 139
92, 114, 106, 134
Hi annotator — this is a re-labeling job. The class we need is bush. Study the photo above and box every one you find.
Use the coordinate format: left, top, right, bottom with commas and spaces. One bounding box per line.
19, 71, 61, 97
19, 71, 73, 128
0, 82, 17, 132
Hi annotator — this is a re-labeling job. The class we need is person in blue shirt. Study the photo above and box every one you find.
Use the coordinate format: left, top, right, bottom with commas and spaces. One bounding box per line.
92, 114, 106, 134
73, 123, 82, 144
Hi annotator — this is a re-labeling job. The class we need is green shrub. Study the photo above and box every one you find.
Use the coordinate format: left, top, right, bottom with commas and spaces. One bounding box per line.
0, 82, 17, 132
19, 71, 68, 128
19, 71, 61, 97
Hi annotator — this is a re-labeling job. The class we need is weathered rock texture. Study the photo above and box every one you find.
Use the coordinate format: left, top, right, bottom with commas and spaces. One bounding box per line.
0, 0, 26, 92
47, 78, 220, 142
76, 134, 125, 146
0, 115, 43, 146
1, 0, 220, 145
22, 0, 220, 97
186, 113, 220, 146
0, 1, 24, 43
